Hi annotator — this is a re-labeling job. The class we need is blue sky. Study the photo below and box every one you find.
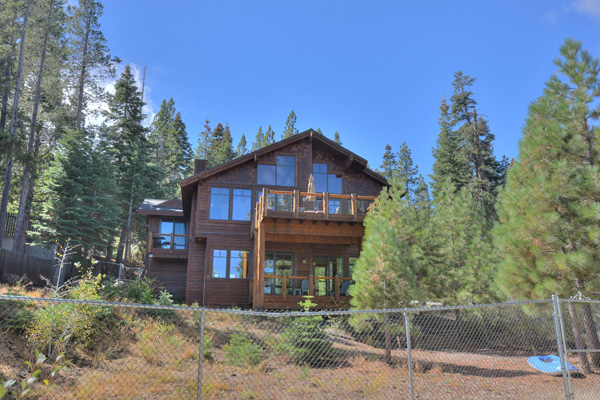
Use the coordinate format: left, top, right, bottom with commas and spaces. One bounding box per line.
100, 0, 600, 179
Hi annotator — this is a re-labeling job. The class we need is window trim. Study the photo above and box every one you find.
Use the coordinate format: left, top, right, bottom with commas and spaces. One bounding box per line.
256, 153, 297, 187
312, 162, 343, 194
209, 186, 230, 220
208, 186, 254, 223
209, 249, 251, 280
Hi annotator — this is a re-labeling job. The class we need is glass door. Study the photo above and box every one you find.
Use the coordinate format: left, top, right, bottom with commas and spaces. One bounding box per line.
264, 252, 293, 294
312, 256, 343, 296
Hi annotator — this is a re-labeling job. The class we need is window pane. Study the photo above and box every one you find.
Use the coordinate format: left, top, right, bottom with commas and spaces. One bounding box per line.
257, 164, 276, 185
328, 174, 342, 194
157, 219, 174, 249
277, 155, 295, 167
314, 173, 327, 192
277, 166, 295, 186
230, 250, 249, 278
313, 163, 327, 174
210, 187, 230, 220
232, 189, 252, 221
212, 249, 227, 278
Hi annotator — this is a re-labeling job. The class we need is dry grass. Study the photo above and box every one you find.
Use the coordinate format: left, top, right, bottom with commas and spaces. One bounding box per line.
0, 281, 48, 297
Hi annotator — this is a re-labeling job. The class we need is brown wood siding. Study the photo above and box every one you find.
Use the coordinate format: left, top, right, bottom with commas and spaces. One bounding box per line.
204, 279, 251, 307
146, 258, 187, 300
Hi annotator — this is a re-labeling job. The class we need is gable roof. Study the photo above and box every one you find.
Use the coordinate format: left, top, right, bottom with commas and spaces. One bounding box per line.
180, 128, 388, 214
138, 198, 184, 216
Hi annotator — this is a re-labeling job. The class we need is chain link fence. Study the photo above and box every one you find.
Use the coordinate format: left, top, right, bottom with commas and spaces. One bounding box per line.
1, 295, 600, 399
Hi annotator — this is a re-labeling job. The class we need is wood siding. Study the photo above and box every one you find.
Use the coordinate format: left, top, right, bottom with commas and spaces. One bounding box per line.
147, 258, 187, 300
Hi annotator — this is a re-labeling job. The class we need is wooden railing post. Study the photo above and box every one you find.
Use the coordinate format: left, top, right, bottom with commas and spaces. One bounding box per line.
334, 275, 340, 301
323, 193, 329, 219
147, 232, 153, 253
309, 274, 314, 296
293, 190, 299, 218
262, 188, 268, 217
282, 274, 287, 301
170, 232, 175, 252
351, 193, 357, 221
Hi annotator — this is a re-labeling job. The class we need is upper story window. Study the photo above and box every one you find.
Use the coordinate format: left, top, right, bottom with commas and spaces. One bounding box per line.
209, 187, 253, 221
312, 163, 342, 194
257, 155, 295, 186
232, 189, 252, 221
209, 187, 230, 220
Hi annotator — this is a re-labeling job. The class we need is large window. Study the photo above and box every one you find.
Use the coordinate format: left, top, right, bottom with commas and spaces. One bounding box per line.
312, 163, 342, 193
154, 218, 187, 249
264, 252, 293, 294
232, 189, 252, 221
209, 187, 230, 220
211, 249, 249, 279
257, 155, 295, 186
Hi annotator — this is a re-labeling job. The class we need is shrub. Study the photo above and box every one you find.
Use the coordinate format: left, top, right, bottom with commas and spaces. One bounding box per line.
121, 277, 156, 304
281, 296, 334, 366
145, 290, 178, 322
26, 271, 104, 357
223, 333, 263, 367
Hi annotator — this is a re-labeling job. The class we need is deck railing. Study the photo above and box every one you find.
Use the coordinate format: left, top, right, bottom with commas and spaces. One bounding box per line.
264, 274, 354, 302
255, 188, 376, 227
147, 232, 189, 252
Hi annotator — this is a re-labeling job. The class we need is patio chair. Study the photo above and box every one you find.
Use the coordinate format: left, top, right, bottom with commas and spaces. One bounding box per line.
301, 279, 309, 295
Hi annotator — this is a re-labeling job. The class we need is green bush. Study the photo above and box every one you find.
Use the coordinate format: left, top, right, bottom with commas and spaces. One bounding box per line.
145, 290, 178, 322
121, 277, 156, 304
223, 333, 263, 367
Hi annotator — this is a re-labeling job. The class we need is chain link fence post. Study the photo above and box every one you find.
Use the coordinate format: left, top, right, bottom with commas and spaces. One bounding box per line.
404, 310, 414, 400
196, 309, 205, 400
552, 295, 573, 400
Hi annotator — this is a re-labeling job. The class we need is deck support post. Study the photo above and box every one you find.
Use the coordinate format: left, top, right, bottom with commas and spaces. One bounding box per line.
309, 274, 314, 296
334, 275, 340, 301
282, 274, 287, 301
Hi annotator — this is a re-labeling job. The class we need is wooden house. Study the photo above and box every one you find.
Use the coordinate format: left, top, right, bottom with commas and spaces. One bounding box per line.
138, 129, 387, 309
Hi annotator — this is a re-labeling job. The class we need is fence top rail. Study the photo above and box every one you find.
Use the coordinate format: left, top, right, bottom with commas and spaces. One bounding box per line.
0, 294, 553, 317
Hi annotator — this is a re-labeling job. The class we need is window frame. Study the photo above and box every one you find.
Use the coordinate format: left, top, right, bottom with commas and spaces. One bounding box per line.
256, 153, 297, 187
209, 187, 230, 220
232, 188, 253, 221
312, 162, 343, 194
210, 249, 251, 279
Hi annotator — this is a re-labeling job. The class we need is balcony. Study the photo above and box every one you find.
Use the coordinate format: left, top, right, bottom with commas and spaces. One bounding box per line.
147, 232, 189, 259
254, 189, 376, 227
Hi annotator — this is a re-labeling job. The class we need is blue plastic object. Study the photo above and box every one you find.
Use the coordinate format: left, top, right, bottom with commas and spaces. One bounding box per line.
527, 355, 578, 375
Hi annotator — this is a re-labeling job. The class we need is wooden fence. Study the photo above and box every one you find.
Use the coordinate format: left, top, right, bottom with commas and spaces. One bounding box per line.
3, 212, 40, 238
0, 249, 58, 287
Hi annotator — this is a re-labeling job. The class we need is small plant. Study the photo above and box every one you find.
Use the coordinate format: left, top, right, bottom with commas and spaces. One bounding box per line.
0, 337, 68, 399
282, 296, 334, 366
223, 333, 263, 367
122, 277, 157, 304
145, 290, 178, 322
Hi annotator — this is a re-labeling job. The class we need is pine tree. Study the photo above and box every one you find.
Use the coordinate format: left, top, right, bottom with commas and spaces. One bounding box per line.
264, 125, 275, 147
34, 129, 120, 252
196, 118, 212, 159
380, 144, 396, 181
281, 109, 298, 139
396, 142, 419, 204
149, 100, 192, 196
350, 183, 424, 363
66, 0, 117, 129
334, 131, 342, 145
251, 126, 264, 152
430, 97, 471, 197
208, 122, 234, 168
494, 39, 600, 371
236, 134, 248, 157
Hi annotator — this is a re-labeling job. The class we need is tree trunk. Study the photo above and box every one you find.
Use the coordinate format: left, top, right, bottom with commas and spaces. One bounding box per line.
75, 11, 92, 130
115, 227, 126, 264
0, 0, 33, 249
14, 135, 40, 253
568, 302, 592, 374
0, 9, 18, 133
581, 303, 600, 367
13, 26, 49, 252
105, 245, 113, 261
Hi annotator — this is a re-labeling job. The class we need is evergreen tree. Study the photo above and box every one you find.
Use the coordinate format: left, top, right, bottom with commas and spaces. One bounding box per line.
251, 126, 264, 152
350, 183, 424, 363
66, 0, 117, 129
430, 97, 471, 197
281, 109, 298, 139
396, 142, 419, 204
264, 125, 275, 146
494, 39, 600, 371
236, 134, 248, 157
334, 131, 342, 145
34, 129, 120, 252
316, 127, 323, 135
208, 122, 234, 168
380, 144, 396, 181
196, 118, 212, 159
149, 100, 192, 196
449, 72, 506, 218
426, 179, 494, 305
